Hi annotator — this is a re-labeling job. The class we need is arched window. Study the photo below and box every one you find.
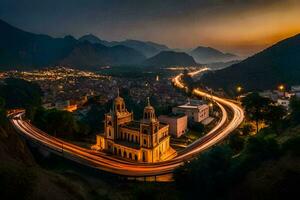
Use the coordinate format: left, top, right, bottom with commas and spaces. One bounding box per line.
144, 139, 147, 145
118, 149, 121, 156
117, 104, 120, 111
124, 151, 127, 158
134, 155, 138, 161
114, 148, 117, 154
108, 121, 112, 126
129, 153, 132, 159
135, 136, 138, 143
143, 129, 148, 134
131, 135, 134, 142
108, 129, 111, 136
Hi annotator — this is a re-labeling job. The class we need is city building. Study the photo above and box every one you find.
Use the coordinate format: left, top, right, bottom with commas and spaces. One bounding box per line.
277, 98, 290, 109
158, 114, 188, 138
93, 93, 175, 163
172, 103, 209, 123
291, 85, 300, 97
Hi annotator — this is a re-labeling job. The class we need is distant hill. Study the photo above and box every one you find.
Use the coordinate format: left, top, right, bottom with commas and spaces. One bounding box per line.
117, 39, 169, 58
79, 34, 169, 58
200, 34, 300, 91
60, 42, 146, 68
0, 19, 145, 70
142, 51, 198, 67
188, 46, 239, 64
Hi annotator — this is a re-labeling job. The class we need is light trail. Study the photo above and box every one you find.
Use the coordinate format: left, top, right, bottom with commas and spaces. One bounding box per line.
9, 69, 244, 176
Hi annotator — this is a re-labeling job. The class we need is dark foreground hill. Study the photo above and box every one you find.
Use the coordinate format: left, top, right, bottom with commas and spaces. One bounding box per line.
200, 34, 300, 91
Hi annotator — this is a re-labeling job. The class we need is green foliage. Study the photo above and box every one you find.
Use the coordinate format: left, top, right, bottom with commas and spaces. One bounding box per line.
189, 121, 204, 132
174, 145, 232, 199
228, 130, 245, 153
32, 107, 88, 140
0, 97, 5, 108
240, 123, 254, 136
0, 78, 43, 109
281, 136, 300, 156
289, 96, 300, 125
242, 92, 271, 133
264, 104, 286, 133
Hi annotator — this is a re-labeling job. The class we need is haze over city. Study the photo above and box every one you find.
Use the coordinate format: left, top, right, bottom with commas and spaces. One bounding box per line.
1, 0, 300, 56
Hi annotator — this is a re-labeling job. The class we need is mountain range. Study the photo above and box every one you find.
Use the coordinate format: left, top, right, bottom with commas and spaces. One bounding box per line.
0, 19, 146, 70
0, 19, 240, 70
200, 33, 300, 91
79, 34, 169, 58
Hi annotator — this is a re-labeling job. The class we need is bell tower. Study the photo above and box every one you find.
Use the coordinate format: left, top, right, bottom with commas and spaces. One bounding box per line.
113, 89, 126, 113
140, 97, 160, 148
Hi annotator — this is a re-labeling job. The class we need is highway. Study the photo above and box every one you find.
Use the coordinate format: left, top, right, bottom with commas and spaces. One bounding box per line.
9, 69, 244, 176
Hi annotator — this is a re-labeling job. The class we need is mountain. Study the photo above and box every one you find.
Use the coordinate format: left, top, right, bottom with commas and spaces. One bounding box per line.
142, 51, 198, 67
79, 34, 169, 58
78, 34, 113, 46
188, 46, 239, 64
0, 19, 145, 70
200, 34, 300, 91
0, 19, 77, 69
60, 42, 146, 68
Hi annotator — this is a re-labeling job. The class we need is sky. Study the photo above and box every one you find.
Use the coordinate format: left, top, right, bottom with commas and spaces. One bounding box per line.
0, 0, 300, 56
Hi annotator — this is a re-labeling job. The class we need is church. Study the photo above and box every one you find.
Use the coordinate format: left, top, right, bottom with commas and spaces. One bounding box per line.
94, 92, 175, 163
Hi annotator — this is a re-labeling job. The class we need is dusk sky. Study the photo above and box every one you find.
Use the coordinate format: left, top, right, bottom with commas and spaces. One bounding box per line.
0, 0, 300, 56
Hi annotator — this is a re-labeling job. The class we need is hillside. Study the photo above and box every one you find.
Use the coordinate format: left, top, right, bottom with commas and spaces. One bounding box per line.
188, 46, 239, 64
200, 34, 300, 91
0, 19, 145, 70
142, 51, 198, 67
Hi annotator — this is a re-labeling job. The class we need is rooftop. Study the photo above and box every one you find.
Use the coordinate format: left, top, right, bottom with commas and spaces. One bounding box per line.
122, 121, 140, 131
176, 104, 208, 110
159, 113, 186, 119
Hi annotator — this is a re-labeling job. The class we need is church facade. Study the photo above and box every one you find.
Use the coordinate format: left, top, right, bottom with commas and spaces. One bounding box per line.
94, 94, 174, 163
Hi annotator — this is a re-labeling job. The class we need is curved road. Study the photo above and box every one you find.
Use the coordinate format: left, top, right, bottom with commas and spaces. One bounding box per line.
9, 70, 244, 176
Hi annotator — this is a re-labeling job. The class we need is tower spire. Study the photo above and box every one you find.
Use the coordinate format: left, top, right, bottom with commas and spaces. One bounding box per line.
147, 97, 150, 106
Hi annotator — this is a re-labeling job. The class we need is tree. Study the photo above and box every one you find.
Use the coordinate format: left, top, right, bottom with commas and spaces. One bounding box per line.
174, 145, 232, 199
242, 93, 271, 133
241, 123, 254, 136
289, 96, 300, 125
0, 97, 5, 109
0, 78, 43, 109
228, 130, 245, 153
264, 104, 286, 134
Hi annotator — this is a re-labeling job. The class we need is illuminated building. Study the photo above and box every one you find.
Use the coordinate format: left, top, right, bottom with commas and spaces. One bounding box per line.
94, 92, 175, 162
158, 114, 188, 138
173, 103, 209, 123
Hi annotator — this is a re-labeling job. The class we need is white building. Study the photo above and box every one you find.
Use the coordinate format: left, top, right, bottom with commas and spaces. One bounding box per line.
277, 98, 290, 109
172, 104, 209, 123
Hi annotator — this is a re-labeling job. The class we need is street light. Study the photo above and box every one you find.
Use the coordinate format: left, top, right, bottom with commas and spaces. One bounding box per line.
278, 84, 285, 91
236, 86, 242, 93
